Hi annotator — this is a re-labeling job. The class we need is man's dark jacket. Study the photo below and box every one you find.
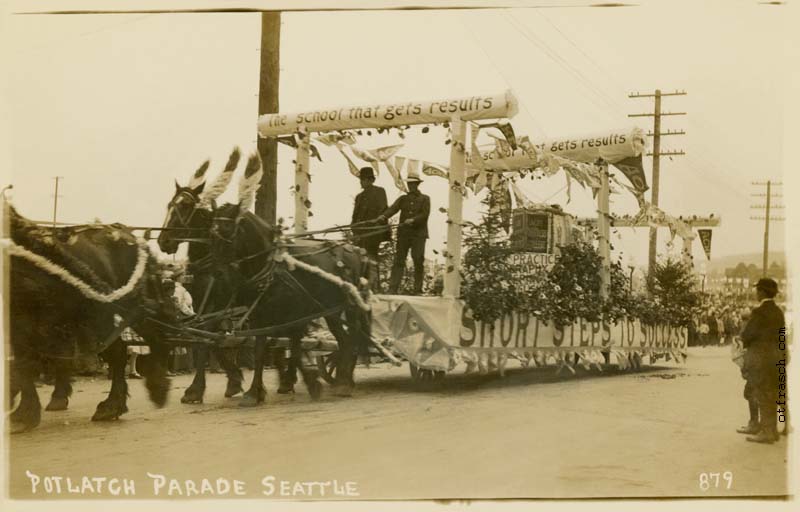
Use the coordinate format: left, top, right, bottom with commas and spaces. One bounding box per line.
352, 185, 390, 244
382, 190, 430, 239
741, 299, 785, 387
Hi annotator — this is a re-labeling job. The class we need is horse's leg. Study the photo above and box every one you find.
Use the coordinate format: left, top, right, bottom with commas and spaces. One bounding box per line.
182, 345, 208, 404
240, 335, 267, 407
45, 358, 73, 411
277, 347, 297, 394
291, 335, 322, 401
10, 358, 43, 433
215, 346, 244, 398
325, 314, 357, 397
92, 341, 129, 421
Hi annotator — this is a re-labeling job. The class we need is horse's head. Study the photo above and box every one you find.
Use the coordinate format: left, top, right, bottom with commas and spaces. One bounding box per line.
209, 200, 280, 278
158, 148, 241, 254
157, 180, 207, 254
209, 202, 243, 259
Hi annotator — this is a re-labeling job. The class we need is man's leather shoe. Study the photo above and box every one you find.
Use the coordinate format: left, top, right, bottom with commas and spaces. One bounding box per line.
746, 431, 779, 444
737, 425, 760, 435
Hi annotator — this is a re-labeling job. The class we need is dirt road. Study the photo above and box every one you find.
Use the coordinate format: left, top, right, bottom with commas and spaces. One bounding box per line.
7, 346, 790, 500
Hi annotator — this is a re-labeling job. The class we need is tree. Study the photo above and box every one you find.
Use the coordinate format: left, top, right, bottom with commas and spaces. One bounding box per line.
646, 259, 702, 326
461, 188, 522, 324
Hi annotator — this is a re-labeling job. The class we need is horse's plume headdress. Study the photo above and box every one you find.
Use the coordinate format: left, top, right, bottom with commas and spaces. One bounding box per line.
238, 152, 263, 212
187, 160, 210, 190
198, 147, 241, 209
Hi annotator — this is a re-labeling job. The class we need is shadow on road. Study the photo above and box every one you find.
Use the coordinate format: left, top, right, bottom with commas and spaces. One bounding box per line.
354, 363, 690, 396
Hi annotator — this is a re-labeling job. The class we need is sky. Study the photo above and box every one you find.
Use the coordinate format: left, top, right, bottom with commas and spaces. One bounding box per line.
1, 0, 795, 272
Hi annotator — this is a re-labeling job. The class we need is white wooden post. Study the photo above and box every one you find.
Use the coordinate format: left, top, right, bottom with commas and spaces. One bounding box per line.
597, 159, 611, 299
682, 235, 693, 266
444, 118, 466, 298
294, 130, 310, 234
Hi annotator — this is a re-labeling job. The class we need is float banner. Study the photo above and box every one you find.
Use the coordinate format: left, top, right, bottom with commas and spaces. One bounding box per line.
537, 127, 646, 164
698, 229, 712, 260
465, 127, 645, 173
371, 296, 688, 372
258, 91, 519, 137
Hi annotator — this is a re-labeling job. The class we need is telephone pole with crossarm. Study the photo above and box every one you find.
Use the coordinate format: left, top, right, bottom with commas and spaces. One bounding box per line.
628, 89, 686, 274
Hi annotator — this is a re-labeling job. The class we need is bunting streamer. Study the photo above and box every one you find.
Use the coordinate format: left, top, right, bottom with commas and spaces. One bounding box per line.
350, 145, 379, 163
631, 202, 695, 240
421, 161, 449, 179
276, 135, 298, 148
698, 229, 713, 260
388, 155, 408, 192
366, 143, 405, 168
510, 181, 548, 210
335, 142, 362, 177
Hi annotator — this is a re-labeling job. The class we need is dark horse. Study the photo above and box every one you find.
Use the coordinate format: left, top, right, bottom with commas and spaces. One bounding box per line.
156, 167, 246, 404
208, 203, 372, 405
5, 205, 174, 432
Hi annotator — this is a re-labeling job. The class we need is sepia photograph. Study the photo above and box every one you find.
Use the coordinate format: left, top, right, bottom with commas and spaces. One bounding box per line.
1, 0, 797, 509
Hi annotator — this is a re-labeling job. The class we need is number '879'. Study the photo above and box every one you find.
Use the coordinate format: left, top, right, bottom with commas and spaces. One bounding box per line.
699, 472, 733, 490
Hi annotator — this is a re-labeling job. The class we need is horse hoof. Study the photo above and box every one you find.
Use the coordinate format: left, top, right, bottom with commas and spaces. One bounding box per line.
331, 385, 353, 397
92, 410, 119, 422
239, 394, 264, 408
92, 402, 128, 421
181, 389, 204, 404
10, 422, 32, 434
277, 386, 295, 395
46, 397, 69, 412
224, 385, 244, 398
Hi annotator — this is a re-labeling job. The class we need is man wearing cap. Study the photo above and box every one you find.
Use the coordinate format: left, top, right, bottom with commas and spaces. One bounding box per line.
351, 167, 390, 289
376, 171, 430, 295
738, 277, 785, 444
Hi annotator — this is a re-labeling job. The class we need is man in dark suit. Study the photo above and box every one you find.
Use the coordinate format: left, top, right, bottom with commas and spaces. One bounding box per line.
376, 172, 430, 295
740, 277, 786, 444
351, 167, 390, 289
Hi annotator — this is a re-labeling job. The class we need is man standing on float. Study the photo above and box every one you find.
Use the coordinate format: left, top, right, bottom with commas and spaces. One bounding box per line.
351, 167, 389, 291
376, 168, 430, 295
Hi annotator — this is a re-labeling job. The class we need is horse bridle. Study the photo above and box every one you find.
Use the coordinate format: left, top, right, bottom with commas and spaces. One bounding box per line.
166, 190, 203, 229
164, 190, 213, 244
209, 215, 240, 245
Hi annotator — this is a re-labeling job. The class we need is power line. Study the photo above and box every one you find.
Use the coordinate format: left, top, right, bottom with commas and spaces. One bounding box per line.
501, 13, 622, 119
456, 14, 548, 139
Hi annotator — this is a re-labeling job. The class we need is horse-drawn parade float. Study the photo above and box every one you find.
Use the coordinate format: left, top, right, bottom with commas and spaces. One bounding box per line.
4, 90, 710, 433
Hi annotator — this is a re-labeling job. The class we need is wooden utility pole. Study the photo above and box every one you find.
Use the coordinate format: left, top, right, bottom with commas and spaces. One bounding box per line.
255, 12, 281, 224
51, 176, 63, 229
751, 180, 784, 276
628, 89, 686, 274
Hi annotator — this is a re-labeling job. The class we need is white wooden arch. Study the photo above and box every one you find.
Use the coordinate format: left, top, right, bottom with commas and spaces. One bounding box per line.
257, 91, 519, 298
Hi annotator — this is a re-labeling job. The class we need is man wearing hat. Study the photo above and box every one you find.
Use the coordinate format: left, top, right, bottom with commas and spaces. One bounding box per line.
351, 167, 390, 289
738, 277, 786, 444
375, 169, 430, 295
